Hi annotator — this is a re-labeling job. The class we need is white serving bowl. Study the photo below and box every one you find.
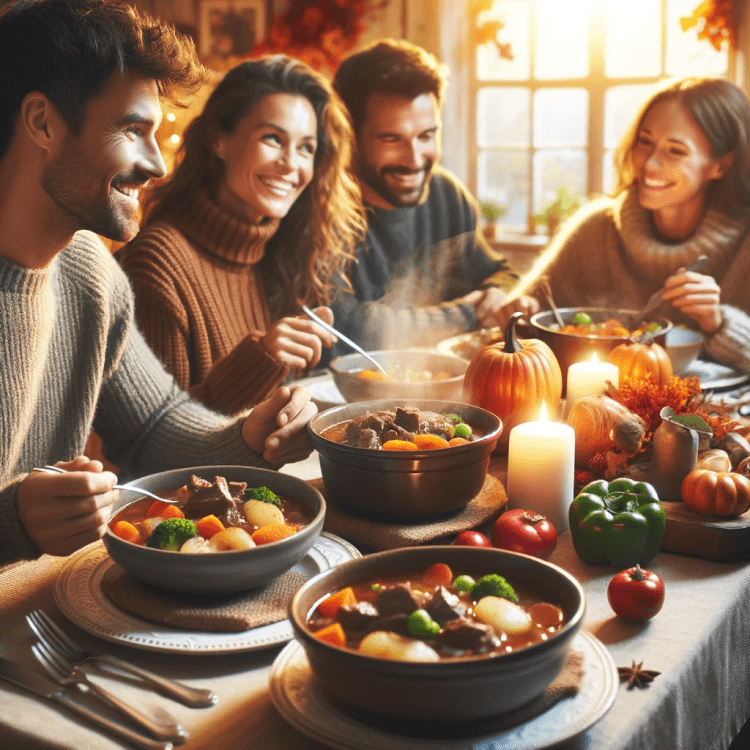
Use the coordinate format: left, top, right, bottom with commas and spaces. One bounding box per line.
665, 326, 703, 376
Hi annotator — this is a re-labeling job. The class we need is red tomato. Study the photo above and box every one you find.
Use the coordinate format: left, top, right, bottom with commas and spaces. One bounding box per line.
454, 530, 491, 548
492, 509, 557, 559
607, 565, 665, 622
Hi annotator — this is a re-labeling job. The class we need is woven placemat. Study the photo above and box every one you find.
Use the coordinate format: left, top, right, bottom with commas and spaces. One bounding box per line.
337, 649, 585, 738
313, 473, 507, 551
100, 563, 306, 632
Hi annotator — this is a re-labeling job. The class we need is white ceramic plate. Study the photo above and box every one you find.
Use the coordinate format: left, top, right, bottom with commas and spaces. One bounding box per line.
290, 373, 345, 410
53, 533, 360, 654
683, 359, 750, 391
436, 329, 502, 362
269, 631, 618, 750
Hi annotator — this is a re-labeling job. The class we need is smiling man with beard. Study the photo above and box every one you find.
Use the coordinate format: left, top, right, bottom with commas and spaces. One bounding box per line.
328, 39, 539, 357
0, 0, 317, 565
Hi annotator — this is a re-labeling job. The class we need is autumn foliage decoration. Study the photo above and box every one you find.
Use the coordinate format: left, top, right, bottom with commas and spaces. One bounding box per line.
251, 0, 388, 73
681, 0, 737, 51
471, 0, 513, 61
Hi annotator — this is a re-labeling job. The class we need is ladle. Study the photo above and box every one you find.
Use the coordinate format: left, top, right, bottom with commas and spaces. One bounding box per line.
301, 305, 389, 377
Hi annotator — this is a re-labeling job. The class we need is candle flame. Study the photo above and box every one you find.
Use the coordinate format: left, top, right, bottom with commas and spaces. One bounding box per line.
589, 352, 599, 362
537, 401, 549, 422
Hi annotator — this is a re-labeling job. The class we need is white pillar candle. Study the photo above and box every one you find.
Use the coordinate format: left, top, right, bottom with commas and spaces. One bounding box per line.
506, 403, 575, 533
566, 353, 619, 410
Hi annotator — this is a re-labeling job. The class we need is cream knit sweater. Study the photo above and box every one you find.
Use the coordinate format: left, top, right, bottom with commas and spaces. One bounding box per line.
533, 187, 750, 372
0, 231, 268, 563
119, 192, 287, 416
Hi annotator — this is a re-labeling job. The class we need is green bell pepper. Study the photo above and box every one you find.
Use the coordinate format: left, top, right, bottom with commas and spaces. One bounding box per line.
568, 478, 666, 568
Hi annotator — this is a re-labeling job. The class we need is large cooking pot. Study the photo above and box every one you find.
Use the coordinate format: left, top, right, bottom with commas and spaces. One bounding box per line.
529, 308, 672, 395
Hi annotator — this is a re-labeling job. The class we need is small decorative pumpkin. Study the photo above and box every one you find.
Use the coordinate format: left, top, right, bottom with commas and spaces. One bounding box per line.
680, 469, 750, 517
608, 338, 673, 387
463, 312, 562, 451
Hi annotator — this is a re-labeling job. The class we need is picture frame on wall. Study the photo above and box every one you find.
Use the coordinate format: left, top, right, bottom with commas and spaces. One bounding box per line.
198, 0, 267, 59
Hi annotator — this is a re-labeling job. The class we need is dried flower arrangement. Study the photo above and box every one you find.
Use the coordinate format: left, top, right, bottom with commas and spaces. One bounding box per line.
681, 0, 737, 51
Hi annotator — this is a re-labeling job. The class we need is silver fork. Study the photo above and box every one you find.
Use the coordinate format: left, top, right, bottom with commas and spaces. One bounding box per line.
32, 465, 176, 503
26, 611, 217, 707
32, 640, 188, 744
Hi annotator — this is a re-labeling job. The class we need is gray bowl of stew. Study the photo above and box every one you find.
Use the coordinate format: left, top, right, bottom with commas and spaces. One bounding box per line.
307, 399, 502, 519
104, 465, 325, 594
289, 545, 585, 722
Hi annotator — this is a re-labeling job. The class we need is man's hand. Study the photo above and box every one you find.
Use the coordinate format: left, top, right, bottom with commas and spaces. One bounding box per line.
661, 268, 722, 333
462, 288, 541, 330
16, 456, 118, 557
261, 306, 337, 370
242, 385, 317, 466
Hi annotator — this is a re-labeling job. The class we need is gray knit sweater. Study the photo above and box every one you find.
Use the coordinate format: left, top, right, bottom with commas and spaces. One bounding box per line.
0, 231, 270, 563
532, 186, 750, 372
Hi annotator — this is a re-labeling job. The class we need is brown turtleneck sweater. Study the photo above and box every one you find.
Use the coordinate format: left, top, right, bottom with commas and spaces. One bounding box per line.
119, 193, 286, 415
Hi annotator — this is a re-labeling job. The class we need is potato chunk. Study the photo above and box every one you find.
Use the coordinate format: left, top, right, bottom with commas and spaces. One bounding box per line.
474, 596, 532, 635
358, 631, 440, 662
243, 499, 284, 529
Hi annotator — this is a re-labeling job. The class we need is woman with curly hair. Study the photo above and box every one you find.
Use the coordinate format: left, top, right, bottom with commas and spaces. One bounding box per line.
120, 55, 366, 414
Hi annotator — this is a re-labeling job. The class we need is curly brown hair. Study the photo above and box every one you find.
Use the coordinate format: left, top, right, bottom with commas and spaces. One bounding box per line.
142, 55, 366, 316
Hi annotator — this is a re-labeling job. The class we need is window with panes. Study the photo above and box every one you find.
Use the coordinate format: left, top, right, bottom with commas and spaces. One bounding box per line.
471, 0, 732, 233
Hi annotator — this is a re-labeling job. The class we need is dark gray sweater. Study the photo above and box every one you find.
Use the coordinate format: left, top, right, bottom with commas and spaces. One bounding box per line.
328, 167, 519, 357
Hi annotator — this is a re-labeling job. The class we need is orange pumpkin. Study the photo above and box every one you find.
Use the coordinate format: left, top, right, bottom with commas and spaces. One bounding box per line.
608, 340, 673, 386
463, 312, 562, 452
681, 469, 750, 517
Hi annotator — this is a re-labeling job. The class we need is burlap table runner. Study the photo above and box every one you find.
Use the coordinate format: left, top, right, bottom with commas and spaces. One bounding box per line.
314, 473, 507, 551
100, 563, 306, 632
337, 649, 585, 738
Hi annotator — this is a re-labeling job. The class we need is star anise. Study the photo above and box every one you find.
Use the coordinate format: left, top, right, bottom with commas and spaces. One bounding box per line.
618, 660, 661, 689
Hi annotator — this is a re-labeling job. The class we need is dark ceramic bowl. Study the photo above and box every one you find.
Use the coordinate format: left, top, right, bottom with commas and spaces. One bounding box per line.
289, 545, 585, 722
530, 308, 672, 394
103, 466, 325, 594
329, 350, 468, 403
307, 399, 502, 519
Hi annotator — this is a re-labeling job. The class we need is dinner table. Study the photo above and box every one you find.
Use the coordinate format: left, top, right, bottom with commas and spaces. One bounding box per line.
2, 374, 750, 750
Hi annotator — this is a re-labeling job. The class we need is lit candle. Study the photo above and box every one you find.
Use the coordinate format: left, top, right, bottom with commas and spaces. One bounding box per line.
566, 353, 619, 410
506, 402, 575, 533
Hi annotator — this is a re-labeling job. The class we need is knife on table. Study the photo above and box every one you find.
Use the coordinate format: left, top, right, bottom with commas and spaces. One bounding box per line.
0, 656, 172, 750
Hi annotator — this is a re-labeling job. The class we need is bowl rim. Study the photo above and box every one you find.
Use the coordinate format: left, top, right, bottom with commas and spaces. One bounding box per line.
104, 464, 326, 556
307, 399, 503, 460
290, 545, 586, 668
529, 307, 672, 340
329, 349, 469, 380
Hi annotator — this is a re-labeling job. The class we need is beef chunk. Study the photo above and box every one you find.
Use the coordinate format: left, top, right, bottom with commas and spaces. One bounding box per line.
381, 423, 415, 443
228, 481, 247, 500
182, 475, 235, 519
427, 586, 467, 625
370, 612, 411, 637
375, 583, 427, 616
419, 411, 456, 440
336, 601, 381, 634
394, 407, 420, 433
437, 617, 501, 652
355, 428, 382, 450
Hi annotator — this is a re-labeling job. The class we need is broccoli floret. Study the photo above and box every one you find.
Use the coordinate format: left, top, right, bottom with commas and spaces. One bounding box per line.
443, 412, 464, 424
244, 486, 281, 506
146, 518, 198, 551
571, 312, 593, 326
471, 574, 518, 602
453, 423, 473, 439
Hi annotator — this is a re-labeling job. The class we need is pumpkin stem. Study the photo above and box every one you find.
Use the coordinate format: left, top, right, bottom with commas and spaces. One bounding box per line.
503, 311, 525, 354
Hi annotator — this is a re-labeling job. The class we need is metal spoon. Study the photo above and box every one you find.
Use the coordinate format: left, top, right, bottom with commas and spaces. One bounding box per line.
300, 305, 389, 377
32, 466, 175, 503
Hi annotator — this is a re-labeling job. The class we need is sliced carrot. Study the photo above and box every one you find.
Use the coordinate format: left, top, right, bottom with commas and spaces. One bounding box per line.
196, 514, 225, 539
383, 439, 418, 451
146, 500, 184, 519
423, 563, 453, 588
252, 523, 296, 546
316, 586, 358, 618
110, 520, 144, 545
448, 437, 470, 446
413, 433, 450, 450
356, 369, 391, 381
313, 622, 347, 647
